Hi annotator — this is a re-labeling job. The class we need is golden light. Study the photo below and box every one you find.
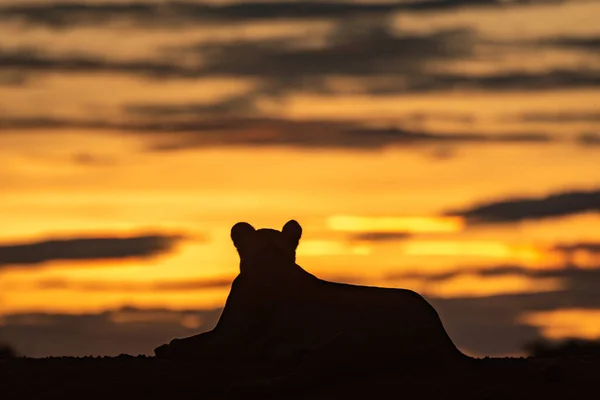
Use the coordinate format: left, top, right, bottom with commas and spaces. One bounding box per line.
327, 215, 464, 234
391, 274, 564, 298
401, 240, 544, 262
519, 309, 600, 340
0, 287, 230, 315
180, 315, 204, 330
109, 310, 183, 325
297, 240, 372, 256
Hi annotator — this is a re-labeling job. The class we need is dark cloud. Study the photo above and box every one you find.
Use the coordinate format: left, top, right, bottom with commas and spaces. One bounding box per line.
0, 0, 541, 29
347, 231, 412, 242
0, 47, 198, 79
169, 19, 600, 94
0, 14, 592, 154
35, 277, 233, 292
0, 23, 474, 88
70, 153, 116, 166
343, 126, 554, 145
0, 233, 188, 269
509, 111, 600, 124
390, 264, 600, 284
390, 269, 465, 282
577, 133, 600, 146
553, 242, 600, 255
0, 114, 556, 151
407, 69, 600, 93
0, 116, 81, 130
192, 24, 473, 82
124, 96, 473, 126
124, 95, 259, 119
446, 188, 600, 225
4, 53, 596, 97
3, 23, 598, 95
388, 265, 553, 283
538, 36, 600, 52
145, 122, 556, 151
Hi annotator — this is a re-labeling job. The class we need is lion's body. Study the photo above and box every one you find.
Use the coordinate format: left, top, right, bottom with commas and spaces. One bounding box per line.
157, 222, 471, 393
169, 260, 466, 365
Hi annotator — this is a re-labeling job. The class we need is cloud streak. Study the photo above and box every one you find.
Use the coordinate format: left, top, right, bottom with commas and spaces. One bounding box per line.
0, 24, 473, 87
4, 20, 599, 96
0, 110, 557, 150
35, 277, 233, 292
577, 133, 600, 147
391, 264, 600, 285
510, 111, 600, 124
553, 242, 600, 255
0, 47, 198, 79
0, 233, 187, 269
347, 231, 412, 242
0, 0, 543, 29
538, 36, 600, 52
446, 188, 600, 225
191, 24, 473, 80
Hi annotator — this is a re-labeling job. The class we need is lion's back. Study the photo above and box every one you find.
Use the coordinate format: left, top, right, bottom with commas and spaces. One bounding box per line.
248, 278, 467, 390
288, 279, 461, 357
314, 280, 440, 323
219, 268, 462, 362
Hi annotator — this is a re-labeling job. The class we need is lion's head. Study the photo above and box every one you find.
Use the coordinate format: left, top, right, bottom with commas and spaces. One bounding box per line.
231, 220, 302, 275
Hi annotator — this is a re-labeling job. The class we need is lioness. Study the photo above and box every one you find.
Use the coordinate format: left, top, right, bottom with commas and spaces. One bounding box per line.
155, 220, 472, 391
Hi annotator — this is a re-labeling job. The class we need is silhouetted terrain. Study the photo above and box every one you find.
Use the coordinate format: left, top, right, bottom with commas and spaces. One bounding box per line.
1, 354, 598, 400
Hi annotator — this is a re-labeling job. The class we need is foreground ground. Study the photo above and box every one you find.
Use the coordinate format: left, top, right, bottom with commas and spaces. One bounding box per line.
1, 355, 597, 399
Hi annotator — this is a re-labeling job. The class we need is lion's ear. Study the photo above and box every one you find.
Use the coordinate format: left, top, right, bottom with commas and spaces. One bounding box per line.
231, 222, 255, 250
282, 219, 302, 246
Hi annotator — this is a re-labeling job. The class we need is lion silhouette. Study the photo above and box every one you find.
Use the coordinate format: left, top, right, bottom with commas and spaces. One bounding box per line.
154, 220, 472, 391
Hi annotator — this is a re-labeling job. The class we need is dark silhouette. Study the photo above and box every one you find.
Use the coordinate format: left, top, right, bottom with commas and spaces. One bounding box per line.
155, 220, 472, 392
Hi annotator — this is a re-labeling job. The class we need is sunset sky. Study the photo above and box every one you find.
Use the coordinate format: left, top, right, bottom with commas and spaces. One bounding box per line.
1, 0, 599, 358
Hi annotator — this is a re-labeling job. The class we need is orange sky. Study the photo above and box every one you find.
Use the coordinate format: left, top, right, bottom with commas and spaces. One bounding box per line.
0, 0, 599, 358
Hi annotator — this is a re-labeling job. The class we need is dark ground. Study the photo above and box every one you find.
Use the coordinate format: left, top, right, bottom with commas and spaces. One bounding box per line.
0, 355, 597, 399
